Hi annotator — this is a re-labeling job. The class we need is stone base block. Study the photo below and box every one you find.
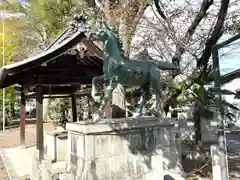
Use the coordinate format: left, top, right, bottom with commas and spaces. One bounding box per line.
66, 117, 185, 180
44, 131, 68, 162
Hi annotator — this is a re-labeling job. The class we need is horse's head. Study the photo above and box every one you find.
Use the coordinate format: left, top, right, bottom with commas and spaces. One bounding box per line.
88, 22, 124, 60
88, 22, 111, 42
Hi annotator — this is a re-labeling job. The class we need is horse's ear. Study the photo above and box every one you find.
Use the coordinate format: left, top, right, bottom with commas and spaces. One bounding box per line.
102, 21, 107, 28
96, 21, 101, 29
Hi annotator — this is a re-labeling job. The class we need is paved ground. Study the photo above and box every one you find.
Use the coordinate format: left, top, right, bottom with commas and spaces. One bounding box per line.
1, 146, 35, 179
0, 122, 54, 148
0, 122, 55, 180
0, 155, 9, 180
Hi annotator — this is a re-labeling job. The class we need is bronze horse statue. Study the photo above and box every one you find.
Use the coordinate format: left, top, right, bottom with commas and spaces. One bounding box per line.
88, 22, 178, 121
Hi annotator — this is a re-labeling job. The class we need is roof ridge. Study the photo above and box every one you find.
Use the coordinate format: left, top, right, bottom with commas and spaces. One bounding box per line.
46, 15, 90, 51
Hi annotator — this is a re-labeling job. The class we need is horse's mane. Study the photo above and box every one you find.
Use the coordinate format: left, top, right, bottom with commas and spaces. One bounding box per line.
105, 24, 125, 56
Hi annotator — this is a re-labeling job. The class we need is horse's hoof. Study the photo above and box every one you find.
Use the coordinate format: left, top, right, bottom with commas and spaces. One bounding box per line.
92, 113, 101, 122
132, 113, 141, 118
93, 96, 101, 103
151, 109, 161, 117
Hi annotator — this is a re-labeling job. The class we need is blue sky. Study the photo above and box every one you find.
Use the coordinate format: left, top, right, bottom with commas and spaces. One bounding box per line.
219, 34, 240, 75
19, 0, 27, 5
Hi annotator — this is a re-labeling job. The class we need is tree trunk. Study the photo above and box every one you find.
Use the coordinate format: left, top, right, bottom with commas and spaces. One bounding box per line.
193, 102, 201, 145
10, 102, 15, 118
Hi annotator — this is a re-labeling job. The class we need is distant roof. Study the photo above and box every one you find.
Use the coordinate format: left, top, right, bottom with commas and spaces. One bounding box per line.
235, 88, 240, 92
222, 68, 240, 84
0, 15, 103, 89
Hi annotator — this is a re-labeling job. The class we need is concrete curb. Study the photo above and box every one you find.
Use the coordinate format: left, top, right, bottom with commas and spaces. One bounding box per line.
0, 148, 13, 180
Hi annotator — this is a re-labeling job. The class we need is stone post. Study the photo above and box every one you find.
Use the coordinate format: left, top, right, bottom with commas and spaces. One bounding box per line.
152, 150, 164, 180
31, 149, 40, 180
42, 159, 52, 180
211, 145, 222, 180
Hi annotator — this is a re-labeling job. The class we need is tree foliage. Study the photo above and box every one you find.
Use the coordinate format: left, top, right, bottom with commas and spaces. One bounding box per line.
19, 0, 89, 52
0, 13, 24, 119
0, 0, 92, 121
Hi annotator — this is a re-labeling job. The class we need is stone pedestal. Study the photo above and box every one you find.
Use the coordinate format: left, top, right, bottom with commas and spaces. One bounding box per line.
56, 133, 68, 161
211, 145, 227, 180
66, 117, 185, 180
44, 131, 68, 162
44, 132, 56, 161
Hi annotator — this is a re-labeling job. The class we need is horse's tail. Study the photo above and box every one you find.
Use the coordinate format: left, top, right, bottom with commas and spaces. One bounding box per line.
151, 59, 179, 71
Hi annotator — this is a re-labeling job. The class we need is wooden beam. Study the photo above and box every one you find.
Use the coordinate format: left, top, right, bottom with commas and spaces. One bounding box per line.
20, 88, 26, 146
27, 94, 72, 99
36, 77, 93, 85
71, 94, 77, 122
30, 85, 79, 95
217, 33, 240, 49
38, 66, 101, 73
36, 85, 44, 160
45, 95, 72, 99
81, 38, 103, 59
39, 83, 83, 87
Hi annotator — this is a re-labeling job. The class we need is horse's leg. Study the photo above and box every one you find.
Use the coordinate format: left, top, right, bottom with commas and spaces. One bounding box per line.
92, 76, 118, 122
91, 75, 104, 103
151, 79, 162, 117
132, 84, 150, 117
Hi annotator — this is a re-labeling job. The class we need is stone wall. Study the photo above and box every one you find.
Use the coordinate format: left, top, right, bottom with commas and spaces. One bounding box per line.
66, 117, 185, 180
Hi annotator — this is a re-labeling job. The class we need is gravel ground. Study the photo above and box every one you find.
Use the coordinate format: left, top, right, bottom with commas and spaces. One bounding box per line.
0, 123, 54, 148
0, 155, 9, 180
0, 122, 55, 180
183, 152, 240, 180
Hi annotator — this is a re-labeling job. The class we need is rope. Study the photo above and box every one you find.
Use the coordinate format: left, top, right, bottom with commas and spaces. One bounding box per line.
186, 158, 211, 177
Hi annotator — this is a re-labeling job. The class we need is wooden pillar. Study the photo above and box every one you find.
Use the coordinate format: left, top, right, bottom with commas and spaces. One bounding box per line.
87, 96, 90, 119
20, 88, 26, 146
71, 94, 77, 122
36, 85, 44, 159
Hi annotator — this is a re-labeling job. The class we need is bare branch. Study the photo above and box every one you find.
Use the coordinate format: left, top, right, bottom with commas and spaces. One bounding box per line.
197, 0, 230, 68
119, 1, 149, 56
154, 0, 167, 20
172, 0, 213, 71
164, 0, 231, 112
94, 0, 104, 10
